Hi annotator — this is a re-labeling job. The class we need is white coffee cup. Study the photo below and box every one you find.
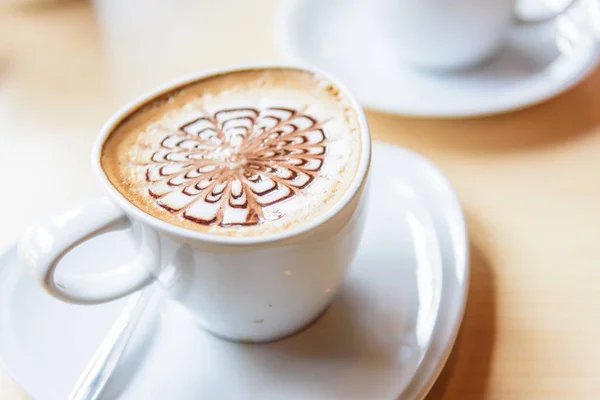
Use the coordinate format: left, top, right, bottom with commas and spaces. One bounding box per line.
374, 0, 578, 70
18, 65, 372, 343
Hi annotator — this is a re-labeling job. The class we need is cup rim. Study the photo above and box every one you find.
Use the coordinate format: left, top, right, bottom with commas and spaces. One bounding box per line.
92, 63, 371, 246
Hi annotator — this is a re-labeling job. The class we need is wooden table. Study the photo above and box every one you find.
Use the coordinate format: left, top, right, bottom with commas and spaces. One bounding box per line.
1, 1, 599, 399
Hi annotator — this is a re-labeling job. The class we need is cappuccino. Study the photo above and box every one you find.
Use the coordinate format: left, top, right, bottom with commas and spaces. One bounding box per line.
101, 68, 363, 236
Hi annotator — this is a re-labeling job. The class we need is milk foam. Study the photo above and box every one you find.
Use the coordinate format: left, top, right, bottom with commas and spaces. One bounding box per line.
101, 68, 362, 236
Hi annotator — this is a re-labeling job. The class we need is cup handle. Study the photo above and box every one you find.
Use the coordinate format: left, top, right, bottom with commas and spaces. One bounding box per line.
18, 197, 157, 304
514, 0, 578, 25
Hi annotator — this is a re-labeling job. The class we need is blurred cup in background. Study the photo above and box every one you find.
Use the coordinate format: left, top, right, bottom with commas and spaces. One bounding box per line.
92, 0, 216, 101
92, 0, 278, 102
373, 0, 578, 70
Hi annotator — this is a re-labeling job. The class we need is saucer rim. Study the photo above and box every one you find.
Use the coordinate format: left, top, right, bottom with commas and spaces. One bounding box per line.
374, 143, 469, 400
0, 247, 36, 400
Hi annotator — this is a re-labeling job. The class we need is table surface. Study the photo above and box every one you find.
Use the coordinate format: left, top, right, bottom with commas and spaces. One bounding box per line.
1, 1, 600, 399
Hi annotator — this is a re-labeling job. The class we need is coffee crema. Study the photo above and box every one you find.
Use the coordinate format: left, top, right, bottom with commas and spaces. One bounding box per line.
101, 68, 362, 236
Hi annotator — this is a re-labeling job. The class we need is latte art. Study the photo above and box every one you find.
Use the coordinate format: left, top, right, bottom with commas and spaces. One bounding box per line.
145, 107, 326, 226
101, 68, 363, 236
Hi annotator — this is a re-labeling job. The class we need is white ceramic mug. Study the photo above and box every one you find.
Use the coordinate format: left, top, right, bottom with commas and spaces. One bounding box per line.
18, 65, 372, 343
374, 0, 578, 70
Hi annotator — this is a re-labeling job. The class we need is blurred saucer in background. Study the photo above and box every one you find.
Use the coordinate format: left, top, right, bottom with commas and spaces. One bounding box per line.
276, 0, 600, 117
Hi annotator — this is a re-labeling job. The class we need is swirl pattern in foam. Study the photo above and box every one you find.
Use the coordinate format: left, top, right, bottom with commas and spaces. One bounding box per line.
101, 68, 362, 236
147, 107, 326, 226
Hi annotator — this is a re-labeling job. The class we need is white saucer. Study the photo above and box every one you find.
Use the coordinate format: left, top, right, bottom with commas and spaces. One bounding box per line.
0, 142, 468, 400
277, 0, 600, 117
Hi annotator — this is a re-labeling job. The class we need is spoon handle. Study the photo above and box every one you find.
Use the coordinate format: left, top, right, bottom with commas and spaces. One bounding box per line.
69, 288, 154, 400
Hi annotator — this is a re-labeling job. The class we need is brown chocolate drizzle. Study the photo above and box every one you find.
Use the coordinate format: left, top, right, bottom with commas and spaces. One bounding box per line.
144, 107, 327, 227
